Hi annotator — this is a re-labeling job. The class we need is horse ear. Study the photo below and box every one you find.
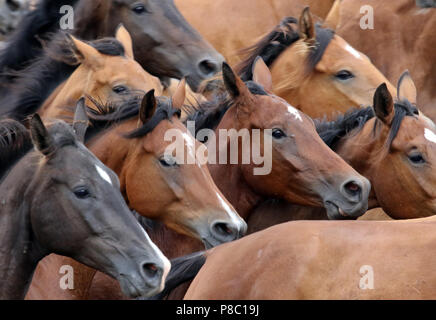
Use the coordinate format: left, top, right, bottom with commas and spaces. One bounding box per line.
323, 0, 342, 30
30, 114, 55, 156
373, 83, 395, 126
299, 7, 316, 44
252, 57, 273, 93
397, 70, 417, 105
172, 78, 186, 110
73, 98, 89, 143
69, 35, 103, 70
222, 62, 251, 99
115, 24, 134, 59
140, 90, 157, 124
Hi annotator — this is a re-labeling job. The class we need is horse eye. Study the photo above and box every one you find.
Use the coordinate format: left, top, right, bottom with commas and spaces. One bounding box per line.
335, 70, 354, 81
132, 4, 147, 14
73, 187, 91, 199
112, 85, 128, 94
272, 128, 286, 139
159, 156, 177, 168
408, 153, 425, 165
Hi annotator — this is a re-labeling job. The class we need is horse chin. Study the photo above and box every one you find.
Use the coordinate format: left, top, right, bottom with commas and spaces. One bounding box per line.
117, 274, 161, 299
324, 201, 358, 220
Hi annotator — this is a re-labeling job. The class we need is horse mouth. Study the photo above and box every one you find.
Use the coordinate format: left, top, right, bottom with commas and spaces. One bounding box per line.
118, 274, 161, 299
324, 201, 355, 220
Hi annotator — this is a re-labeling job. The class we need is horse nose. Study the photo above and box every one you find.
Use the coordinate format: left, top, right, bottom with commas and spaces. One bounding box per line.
198, 58, 220, 77
340, 179, 364, 203
210, 220, 244, 243
141, 261, 164, 289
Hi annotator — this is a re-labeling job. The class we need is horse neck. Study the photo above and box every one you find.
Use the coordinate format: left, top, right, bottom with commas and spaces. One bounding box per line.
207, 107, 263, 220
334, 117, 386, 209
0, 156, 46, 299
41, 66, 90, 118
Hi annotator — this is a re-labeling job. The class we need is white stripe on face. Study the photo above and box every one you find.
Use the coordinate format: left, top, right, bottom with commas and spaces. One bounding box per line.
425, 128, 436, 144
287, 105, 302, 122
216, 192, 244, 229
95, 165, 113, 185
344, 43, 363, 60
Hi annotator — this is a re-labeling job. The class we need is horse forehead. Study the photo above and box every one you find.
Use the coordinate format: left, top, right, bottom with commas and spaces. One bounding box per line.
320, 36, 366, 66
259, 95, 303, 123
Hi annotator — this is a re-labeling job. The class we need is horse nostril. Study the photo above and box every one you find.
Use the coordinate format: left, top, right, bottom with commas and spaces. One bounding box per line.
343, 181, 362, 198
198, 59, 219, 77
6, 0, 20, 11
142, 263, 160, 280
211, 221, 238, 241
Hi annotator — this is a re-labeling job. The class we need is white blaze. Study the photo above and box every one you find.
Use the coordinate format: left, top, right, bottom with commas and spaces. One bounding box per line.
95, 165, 113, 185
424, 128, 436, 144
287, 105, 302, 122
344, 43, 363, 60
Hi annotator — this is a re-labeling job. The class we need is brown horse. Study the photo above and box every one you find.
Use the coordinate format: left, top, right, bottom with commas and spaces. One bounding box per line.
40, 26, 162, 119
0, 25, 162, 122
0, 105, 169, 299
232, 8, 397, 119
186, 61, 370, 221
183, 215, 436, 299
247, 73, 436, 232
176, 0, 335, 65
26, 84, 246, 300
333, 0, 436, 121
0, 0, 224, 91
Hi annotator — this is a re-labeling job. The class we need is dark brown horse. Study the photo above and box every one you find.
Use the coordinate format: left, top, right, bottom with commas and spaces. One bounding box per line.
0, 0, 223, 91
0, 104, 170, 299
26, 85, 246, 300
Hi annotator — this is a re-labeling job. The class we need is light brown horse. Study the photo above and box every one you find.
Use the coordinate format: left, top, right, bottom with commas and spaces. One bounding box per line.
186, 61, 371, 222
176, 0, 335, 65
248, 73, 436, 232
40, 25, 162, 119
184, 215, 436, 299
233, 8, 397, 119
332, 0, 436, 121
26, 85, 246, 300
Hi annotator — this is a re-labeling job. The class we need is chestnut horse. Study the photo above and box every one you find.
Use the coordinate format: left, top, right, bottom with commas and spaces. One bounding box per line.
248, 73, 436, 232
186, 61, 371, 222
0, 0, 223, 91
176, 0, 335, 65
40, 26, 162, 119
333, 0, 436, 121
0, 26, 162, 122
26, 85, 246, 300
183, 215, 436, 299
232, 8, 396, 119
0, 106, 169, 299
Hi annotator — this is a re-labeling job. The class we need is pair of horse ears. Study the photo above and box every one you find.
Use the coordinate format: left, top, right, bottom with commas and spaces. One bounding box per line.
222, 58, 273, 98
69, 24, 134, 68
30, 99, 89, 156
373, 71, 417, 125
139, 79, 186, 124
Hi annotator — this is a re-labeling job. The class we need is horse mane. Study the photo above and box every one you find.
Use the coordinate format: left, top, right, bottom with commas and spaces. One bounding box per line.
184, 81, 268, 136
84, 95, 182, 142
0, 0, 81, 77
0, 34, 126, 122
0, 119, 32, 180
236, 17, 334, 81
315, 100, 419, 150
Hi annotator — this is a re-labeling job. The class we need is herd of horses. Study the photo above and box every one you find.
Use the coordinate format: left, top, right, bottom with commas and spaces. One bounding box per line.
0, 0, 435, 300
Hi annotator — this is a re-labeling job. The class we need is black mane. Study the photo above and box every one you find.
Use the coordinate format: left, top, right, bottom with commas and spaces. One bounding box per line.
315, 100, 419, 150
237, 17, 334, 81
184, 81, 268, 135
0, 119, 32, 181
85, 96, 181, 142
0, 0, 81, 77
0, 34, 126, 122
